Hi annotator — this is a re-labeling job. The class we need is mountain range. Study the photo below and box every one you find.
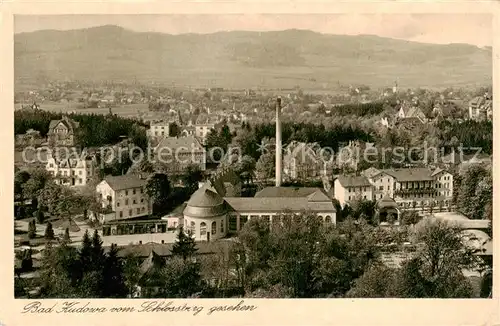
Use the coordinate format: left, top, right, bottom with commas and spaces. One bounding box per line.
14, 25, 492, 90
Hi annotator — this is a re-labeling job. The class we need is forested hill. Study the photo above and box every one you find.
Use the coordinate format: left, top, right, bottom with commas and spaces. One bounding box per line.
15, 25, 492, 89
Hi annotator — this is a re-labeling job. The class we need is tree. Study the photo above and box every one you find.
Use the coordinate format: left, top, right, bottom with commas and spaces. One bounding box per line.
102, 243, 127, 298
171, 226, 198, 261
145, 173, 171, 209
22, 169, 50, 200
255, 152, 275, 182
123, 253, 141, 298
36, 210, 45, 224
397, 219, 477, 298
182, 165, 203, 191
21, 249, 33, 272
79, 230, 93, 274
400, 210, 422, 226
90, 229, 105, 271
346, 264, 398, 298
63, 227, 71, 243
44, 221, 54, 240
14, 170, 31, 200
28, 219, 37, 239
161, 256, 203, 298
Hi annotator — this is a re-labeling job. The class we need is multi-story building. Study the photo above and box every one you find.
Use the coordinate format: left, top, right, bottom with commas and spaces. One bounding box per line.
149, 121, 171, 138
153, 136, 206, 174
335, 167, 454, 208
468, 96, 492, 121
45, 151, 97, 187
334, 175, 373, 205
47, 116, 80, 147
181, 115, 224, 145
283, 141, 324, 180
95, 175, 153, 222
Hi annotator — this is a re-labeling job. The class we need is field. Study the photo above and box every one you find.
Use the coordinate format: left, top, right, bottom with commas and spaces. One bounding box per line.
26, 102, 149, 118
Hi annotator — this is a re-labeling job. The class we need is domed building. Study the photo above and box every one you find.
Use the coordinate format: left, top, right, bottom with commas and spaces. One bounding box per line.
377, 195, 400, 223
183, 184, 228, 241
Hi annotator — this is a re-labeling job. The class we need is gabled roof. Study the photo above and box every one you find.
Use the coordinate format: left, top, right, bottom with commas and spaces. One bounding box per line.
48, 117, 79, 133
103, 175, 148, 191
155, 136, 204, 152
362, 167, 381, 178
139, 250, 165, 276
336, 175, 371, 188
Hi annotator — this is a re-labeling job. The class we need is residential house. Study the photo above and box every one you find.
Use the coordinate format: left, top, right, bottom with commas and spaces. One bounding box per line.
397, 104, 427, 123
469, 96, 492, 121
283, 141, 324, 180
334, 175, 374, 206
149, 120, 171, 138
47, 116, 80, 147
45, 151, 97, 187
154, 136, 206, 174
95, 174, 153, 222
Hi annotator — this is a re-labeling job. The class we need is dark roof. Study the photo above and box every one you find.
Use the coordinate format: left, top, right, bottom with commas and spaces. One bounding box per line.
254, 187, 320, 198
336, 175, 371, 188
103, 175, 148, 191
187, 186, 224, 207
377, 195, 399, 209
155, 136, 204, 152
139, 250, 165, 276
48, 117, 79, 132
224, 197, 336, 213
382, 168, 434, 182
107, 240, 233, 259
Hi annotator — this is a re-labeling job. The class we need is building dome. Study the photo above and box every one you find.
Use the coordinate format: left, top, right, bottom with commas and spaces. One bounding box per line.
377, 195, 399, 209
183, 186, 226, 218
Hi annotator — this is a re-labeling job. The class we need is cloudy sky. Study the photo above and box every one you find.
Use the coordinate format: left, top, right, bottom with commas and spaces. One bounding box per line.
15, 14, 492, 47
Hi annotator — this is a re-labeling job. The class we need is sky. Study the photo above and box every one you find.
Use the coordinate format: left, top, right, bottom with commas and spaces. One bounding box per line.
15, 14, 492, 47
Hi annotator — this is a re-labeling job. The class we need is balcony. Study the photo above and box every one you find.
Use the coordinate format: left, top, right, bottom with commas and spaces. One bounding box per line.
394, 188, 438, 197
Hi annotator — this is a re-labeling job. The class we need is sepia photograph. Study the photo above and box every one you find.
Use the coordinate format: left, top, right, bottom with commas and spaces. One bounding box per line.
11, 12, 494, 303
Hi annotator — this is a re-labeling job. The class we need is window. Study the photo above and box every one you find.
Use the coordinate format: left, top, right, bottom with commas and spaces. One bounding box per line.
133, 189, 136, 195
125, 199, 129, 205
211, 221, 217, 235
125, 190, 128, 196
129, 209, 132, 216
348, 196, 351, 201
364, 195, 366, 199
325, 215, 331, 224
240, 215, 248, 227
220, 220, 224, 233
119, 211, 123, 218
133, 199, 137, 204
116, 201, 120, 207
229, 215, 237, 231
379, 186, 383, 190
190, 221, 196, 234
137, 208, 140, 214
200, 222, 207, 235
141, 198, 144, 203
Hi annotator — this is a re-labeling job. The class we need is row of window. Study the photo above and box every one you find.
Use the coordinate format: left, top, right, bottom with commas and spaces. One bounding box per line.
198, 220, 224, 235
118, 206, 147, 218
122, 188, 142, 196
116, 197, 145, 207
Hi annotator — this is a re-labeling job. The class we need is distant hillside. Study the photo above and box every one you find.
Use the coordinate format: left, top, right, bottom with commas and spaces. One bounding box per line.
14, 25, 492, 89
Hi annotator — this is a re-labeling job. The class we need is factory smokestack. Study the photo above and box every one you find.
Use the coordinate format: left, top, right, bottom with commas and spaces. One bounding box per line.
275, 97, 282, 187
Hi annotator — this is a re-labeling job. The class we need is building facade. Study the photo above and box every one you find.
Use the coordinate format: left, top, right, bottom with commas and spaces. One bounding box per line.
283, 141, 324, 180
183, 184, 337, 241
335, 167, 454, 208
95, 175, 153, 222
47, 116, 80, 147
154, 136, 206, 173
45, 151, 97, 187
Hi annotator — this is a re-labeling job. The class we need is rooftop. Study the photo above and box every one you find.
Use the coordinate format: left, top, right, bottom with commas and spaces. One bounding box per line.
336, 175, 372, 188
155, 136, 204, 152
103, 174, 148, 191
224, 196, 336, 213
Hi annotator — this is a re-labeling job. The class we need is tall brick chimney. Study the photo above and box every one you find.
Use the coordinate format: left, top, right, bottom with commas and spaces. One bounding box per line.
275, 97, 282, 187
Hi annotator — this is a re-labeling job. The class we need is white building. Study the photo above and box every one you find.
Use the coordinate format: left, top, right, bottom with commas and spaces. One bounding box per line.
149, 121, 171, 138
335, 167, 454, 208
95, 175, 153, 222
45, 152, 97, 187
